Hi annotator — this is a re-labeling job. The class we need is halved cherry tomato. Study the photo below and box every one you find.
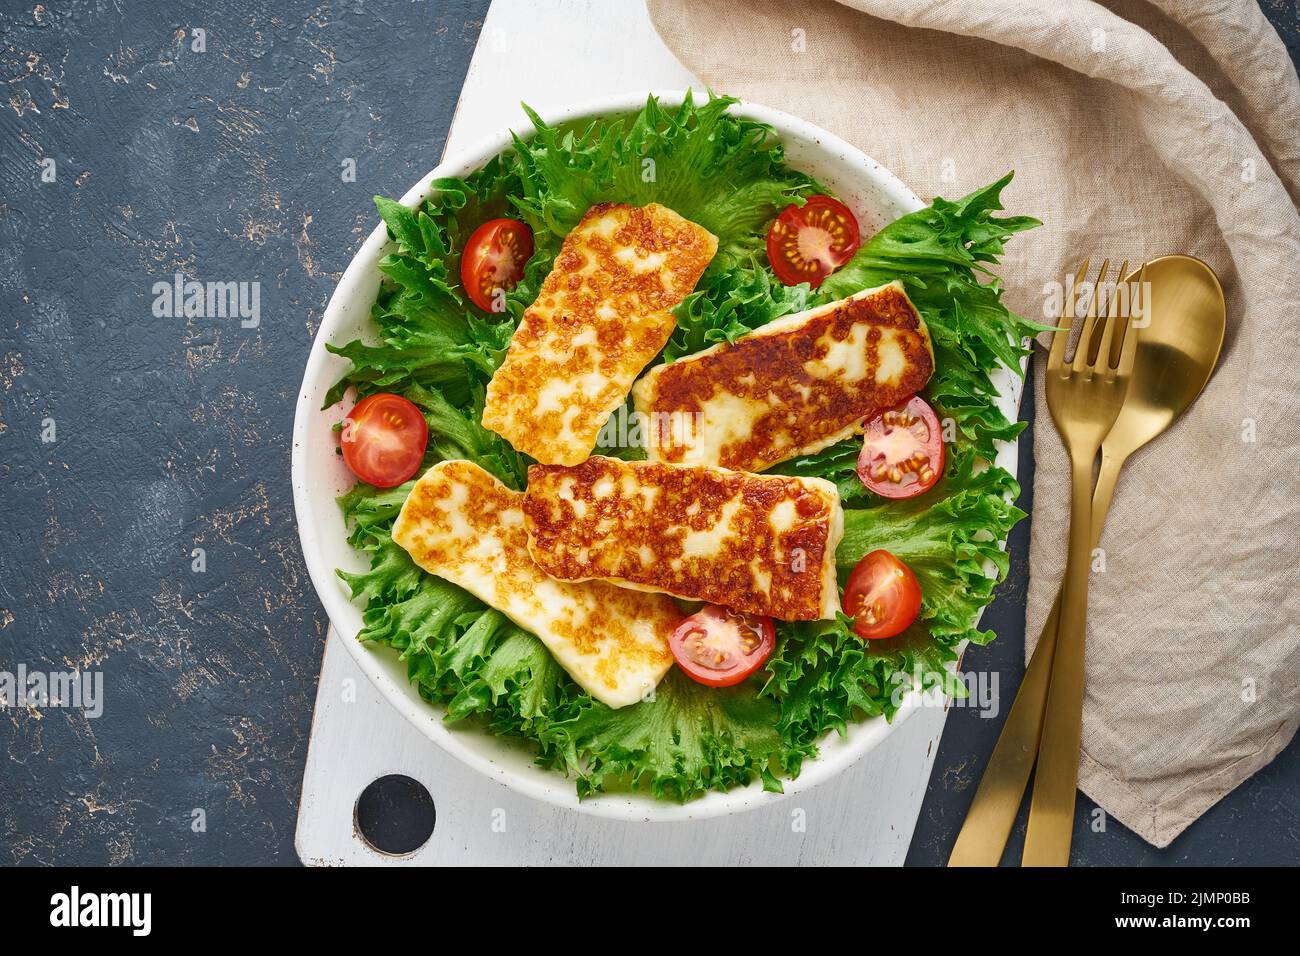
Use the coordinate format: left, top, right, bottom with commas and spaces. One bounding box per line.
460, 218, 534, 312
340, 392, 428, 488
843, 550, 922, 641
669, 605, 775, 688
857, 395, 945, 499
766, 194, 861, 288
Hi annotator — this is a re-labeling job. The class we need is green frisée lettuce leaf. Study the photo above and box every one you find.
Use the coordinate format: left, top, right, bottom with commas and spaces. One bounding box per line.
324, 157, 522, 408
837, 447, 1023, 646
764, 616, 967, 751
403, 382, 529, 490
326, 92, 1037, 802
544, 670, 797, 799
510, 91, 816, 269
664, 257, 812, 362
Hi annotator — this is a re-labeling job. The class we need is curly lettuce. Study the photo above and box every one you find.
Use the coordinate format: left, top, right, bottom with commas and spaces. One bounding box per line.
324, 93, 1038, 801
511, 92, 815, 268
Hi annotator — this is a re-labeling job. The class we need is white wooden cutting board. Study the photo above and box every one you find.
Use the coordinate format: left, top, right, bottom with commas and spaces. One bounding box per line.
294, 0, 959, 866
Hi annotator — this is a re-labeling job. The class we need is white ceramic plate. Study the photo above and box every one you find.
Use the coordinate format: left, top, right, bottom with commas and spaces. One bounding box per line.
291, 92, 1022, 822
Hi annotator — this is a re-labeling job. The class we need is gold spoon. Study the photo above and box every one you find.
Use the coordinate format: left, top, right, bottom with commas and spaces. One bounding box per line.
949, 255, 1226, 866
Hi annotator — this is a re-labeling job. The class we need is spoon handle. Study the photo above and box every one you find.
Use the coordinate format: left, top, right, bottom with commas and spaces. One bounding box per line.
948, 450, 1125, 866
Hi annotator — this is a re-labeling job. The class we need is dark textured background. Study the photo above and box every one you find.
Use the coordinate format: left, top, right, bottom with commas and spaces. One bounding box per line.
1, 0, 1296, 866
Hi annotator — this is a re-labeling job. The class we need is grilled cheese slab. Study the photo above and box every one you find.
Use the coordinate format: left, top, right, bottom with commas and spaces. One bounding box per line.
523, 457, 843, 621
633, 280, 933, 472
482, 202, 717, 465
391, 460, 681, 708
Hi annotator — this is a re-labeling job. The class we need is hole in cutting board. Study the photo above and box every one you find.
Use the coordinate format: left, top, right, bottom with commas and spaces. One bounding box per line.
354, 774, 436, 856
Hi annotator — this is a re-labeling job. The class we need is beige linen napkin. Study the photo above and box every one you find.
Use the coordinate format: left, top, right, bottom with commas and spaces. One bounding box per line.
648, 0, 1300, 847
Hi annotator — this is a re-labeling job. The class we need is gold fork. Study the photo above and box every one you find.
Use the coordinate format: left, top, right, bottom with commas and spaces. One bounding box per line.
1021, 259, 1141, 866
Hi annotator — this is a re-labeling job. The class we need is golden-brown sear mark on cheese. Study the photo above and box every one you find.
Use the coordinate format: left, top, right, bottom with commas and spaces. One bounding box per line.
523, 457, 843, 621
481, 203, 717, 465
633, 281, 933, 472
390, 460, 681, 708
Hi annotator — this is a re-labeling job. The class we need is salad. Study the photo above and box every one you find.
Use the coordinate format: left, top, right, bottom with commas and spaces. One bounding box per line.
324, 93, 1039, 801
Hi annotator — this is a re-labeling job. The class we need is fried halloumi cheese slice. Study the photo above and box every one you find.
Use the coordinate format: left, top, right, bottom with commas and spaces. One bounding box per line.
481, 202, 717, 466
632, 280, 934, 472
523, 457, 843, 622
391, 460, 681, 709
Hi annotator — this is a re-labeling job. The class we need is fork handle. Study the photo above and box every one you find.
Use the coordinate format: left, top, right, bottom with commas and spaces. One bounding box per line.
1023, 451, 1098, 865
948, 450, 1125, 866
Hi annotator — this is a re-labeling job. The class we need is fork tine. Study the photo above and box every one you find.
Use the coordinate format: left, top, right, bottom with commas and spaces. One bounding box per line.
1116, 261, 1145, 376
1092, 260, 1129, 372
1107, 261, 1137, 367
1073, 259, 1109, 372
1050, 258, 1088, 373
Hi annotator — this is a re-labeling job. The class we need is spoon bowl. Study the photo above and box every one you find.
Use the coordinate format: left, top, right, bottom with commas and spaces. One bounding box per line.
1105, 255, 1226, 460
